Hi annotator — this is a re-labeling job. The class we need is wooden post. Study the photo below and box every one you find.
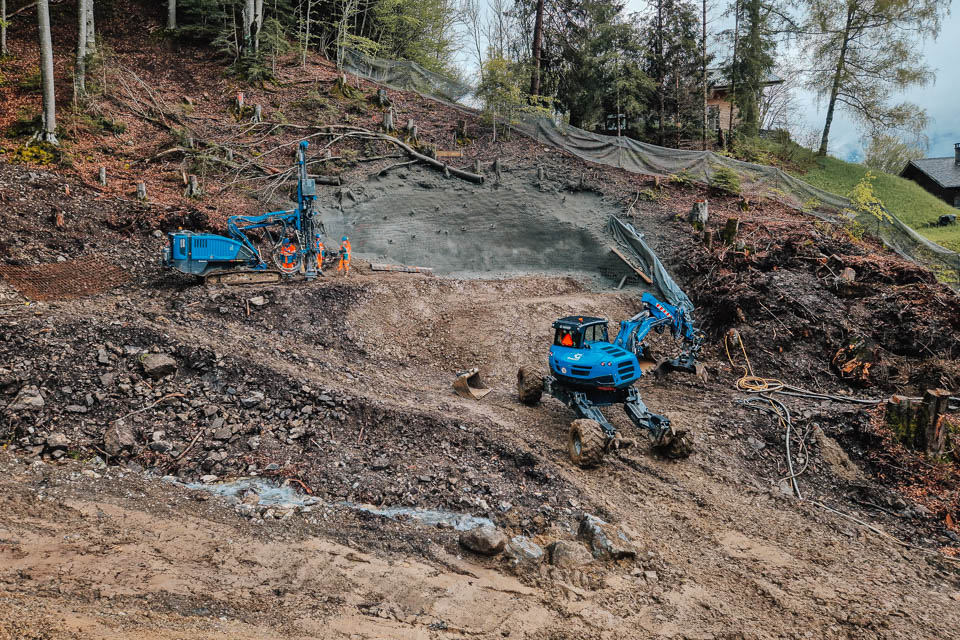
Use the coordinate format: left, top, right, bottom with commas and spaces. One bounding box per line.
98, 167, 107, 186
537, 167, 545, 182
689, 200, 708, 230
885, 389, 953, 457
473, 159, 481, 175
136, 182, 147, 200
721, 217, 739, 245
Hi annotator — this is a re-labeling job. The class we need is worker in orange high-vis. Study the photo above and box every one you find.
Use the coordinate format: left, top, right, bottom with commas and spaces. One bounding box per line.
279, 238, 298, 274
314, 234, 326, 275
336, 236, 352, 276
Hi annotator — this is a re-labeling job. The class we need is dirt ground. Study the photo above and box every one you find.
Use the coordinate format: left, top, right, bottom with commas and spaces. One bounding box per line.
3, 5, 960, 637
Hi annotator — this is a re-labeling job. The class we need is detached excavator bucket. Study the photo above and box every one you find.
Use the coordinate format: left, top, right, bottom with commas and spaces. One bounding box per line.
453, 368, 492, 400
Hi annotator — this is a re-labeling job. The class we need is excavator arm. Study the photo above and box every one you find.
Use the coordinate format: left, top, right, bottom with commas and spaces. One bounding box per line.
614, 292, 704, 377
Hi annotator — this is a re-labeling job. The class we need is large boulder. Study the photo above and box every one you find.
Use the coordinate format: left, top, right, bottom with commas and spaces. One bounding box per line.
504, 536, 545, 568
103, 422, 137, 456
459, 525, 507, 556
577, 514, 637, 561
141, 354, 177, 380
547, 541, 593, 568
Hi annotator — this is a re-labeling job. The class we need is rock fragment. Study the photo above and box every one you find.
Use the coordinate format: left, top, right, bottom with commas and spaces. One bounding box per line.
459, 525, 507, 556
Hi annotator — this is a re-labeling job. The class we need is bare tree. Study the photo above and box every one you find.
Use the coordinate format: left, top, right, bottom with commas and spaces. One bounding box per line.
701, 0, 707, 149
461, 0, 485, 79
37, 0, 58, 144
758, 62, 798, 131
75, 0, 88, 101
167, 0, 176, 30
1, 0, 7, 57
254, 0, 263, 53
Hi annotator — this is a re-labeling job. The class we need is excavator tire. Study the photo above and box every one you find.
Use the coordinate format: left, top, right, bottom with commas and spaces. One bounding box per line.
652, 429, 694, 459
517, 366, 544, 406
568, 419, 607, 468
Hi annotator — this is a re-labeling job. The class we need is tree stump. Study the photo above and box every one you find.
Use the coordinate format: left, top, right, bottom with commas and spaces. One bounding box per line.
98, 167, 107, 186
187, 175, 201, 198
251, 105, 262, 123
375, 88, 391, 107
383, 107, 395, 132
721, 217, 739, 245
885, 389, 952, 457
493, 157, 502, 182
136, 182, 147, 201
225, 149, 234, 162
455, 119, 466, 142
474, 159, 482, 175
537, 166, 545, 182
689, 199, 708, 230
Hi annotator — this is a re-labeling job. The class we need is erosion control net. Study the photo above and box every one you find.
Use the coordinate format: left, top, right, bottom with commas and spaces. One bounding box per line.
340, 49, 960, 288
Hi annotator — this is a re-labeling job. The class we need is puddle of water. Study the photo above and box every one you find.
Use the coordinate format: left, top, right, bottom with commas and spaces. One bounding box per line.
179, 478, 319, 507
347, 504, 494, 532
179, 477, 491, 531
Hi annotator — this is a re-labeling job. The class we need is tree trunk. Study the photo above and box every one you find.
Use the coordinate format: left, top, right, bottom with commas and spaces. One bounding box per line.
1, 0, 7, 57
529, 0, 544, 96
657, 1, 664, 146
85, 0, 95, 55
818, 7, 854, 156
242, 0, 254, 56
702, 0, 707, 150
75, 0, 87, 102
167, 0, 176, 29
301, 0, 311, 66
728, 0, 739, 137
253, 0, 263, 53
37, 0, 57, 144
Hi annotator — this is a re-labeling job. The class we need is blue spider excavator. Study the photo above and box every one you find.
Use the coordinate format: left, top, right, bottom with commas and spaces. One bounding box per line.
162, 141, 325, 284
517, 292, 703, 466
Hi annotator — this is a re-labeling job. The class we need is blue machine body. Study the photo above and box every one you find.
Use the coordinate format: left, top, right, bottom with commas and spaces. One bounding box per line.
162, 140, 324, 280
547, 292, 701, 393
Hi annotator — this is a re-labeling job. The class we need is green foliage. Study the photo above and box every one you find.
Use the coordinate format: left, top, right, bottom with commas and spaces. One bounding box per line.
641, 0, 709, 144
709, 165, 742, 196
844, 171, 892, 227
371, 0, 460, 75
5, 142, 57, 165
725, 0, 776, 137
668, 169, 695, 187
476, 56, 553, 137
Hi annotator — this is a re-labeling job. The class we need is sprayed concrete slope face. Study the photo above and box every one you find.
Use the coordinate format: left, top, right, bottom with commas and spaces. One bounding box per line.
321, 169, 635, 287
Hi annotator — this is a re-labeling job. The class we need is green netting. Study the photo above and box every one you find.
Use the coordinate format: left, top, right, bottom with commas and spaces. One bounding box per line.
341, 50, 960, 288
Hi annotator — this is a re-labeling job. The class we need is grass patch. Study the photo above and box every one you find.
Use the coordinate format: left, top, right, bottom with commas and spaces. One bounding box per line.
789, 155, 960, 251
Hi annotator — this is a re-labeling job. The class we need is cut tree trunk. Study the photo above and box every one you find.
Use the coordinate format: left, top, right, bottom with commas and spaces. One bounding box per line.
98, 167, 106, 185
885, 390, 952, 457
37, 0, 57, 144
136, 182, 147, 200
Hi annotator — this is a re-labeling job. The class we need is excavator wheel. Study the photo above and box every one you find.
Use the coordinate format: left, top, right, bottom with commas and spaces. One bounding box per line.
651, 429, 694, 459
568, 419, 607, 468
517, 366, 544, 406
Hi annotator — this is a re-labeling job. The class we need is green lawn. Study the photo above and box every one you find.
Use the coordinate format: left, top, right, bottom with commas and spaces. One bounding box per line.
789, 155, 960, 252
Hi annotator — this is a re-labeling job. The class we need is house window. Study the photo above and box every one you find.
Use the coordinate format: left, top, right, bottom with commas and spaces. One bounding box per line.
708, 105, 720, 130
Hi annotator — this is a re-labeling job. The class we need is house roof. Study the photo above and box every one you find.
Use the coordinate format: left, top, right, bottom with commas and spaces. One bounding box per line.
905, 157, 960, 189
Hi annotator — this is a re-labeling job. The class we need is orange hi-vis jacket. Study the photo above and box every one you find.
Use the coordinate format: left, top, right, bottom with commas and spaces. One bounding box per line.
337, 240, 352, 273
279, 243, 297, 271
315, 240, 325, 268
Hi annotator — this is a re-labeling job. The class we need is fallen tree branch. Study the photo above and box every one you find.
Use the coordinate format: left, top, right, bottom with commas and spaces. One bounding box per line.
375, 160, 418, 177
